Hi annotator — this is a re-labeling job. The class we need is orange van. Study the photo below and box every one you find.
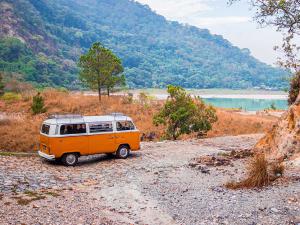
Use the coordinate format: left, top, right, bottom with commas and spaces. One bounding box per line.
38, 113, 140, 166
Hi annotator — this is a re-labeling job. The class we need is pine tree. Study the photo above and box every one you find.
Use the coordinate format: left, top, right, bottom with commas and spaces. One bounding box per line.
31, 92, 46, 114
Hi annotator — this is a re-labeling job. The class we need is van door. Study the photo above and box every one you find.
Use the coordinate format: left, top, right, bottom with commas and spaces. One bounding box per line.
54, 124, 89, 157
88, 122, 116, 154
115, 121, 138, 148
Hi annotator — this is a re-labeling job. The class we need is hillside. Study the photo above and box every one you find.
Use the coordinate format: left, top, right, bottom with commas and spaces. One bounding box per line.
0, 0, 290, 89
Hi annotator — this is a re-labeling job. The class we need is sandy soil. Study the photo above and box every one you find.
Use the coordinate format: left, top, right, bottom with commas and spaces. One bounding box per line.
0, 134, 299, 225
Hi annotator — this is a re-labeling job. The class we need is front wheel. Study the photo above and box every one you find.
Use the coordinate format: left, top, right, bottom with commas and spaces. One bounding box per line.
116, 145, 130, 159
61, 153, 78, 166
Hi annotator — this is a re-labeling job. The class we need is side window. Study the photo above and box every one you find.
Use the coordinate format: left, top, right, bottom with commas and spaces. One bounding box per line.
89, 122, 113, 133
116, 121, 135, 131
60, 124, 86, 135
41, 124, 50, 135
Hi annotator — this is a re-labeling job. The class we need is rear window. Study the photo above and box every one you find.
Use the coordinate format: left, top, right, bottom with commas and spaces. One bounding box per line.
116, 121, 135, 131
89, 122, 113, 133
41, 124, 50, 135
60, 124, 86, 135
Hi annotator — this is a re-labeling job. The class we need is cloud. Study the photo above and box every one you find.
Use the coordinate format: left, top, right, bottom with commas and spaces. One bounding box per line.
191, 16, 250, 26
136, 0, 212, 20
136, 0, 250, 26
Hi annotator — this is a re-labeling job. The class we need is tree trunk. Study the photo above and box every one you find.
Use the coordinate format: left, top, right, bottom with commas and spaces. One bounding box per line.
98, 86, 101, 102
295, 89, 300, 105
107, 87, 110, 96
173, 133, 177, 140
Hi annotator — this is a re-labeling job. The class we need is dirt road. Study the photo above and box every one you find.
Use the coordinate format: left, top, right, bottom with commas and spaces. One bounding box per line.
0, 134, 299, 225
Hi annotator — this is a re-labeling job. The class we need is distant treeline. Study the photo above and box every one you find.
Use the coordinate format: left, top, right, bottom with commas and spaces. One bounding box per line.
0, 0, 290, 89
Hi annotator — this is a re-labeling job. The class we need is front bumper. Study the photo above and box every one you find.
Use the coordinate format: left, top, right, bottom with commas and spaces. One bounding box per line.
38, 151, 55, 161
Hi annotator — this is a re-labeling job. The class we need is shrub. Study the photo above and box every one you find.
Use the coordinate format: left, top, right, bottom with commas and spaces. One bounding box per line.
5, 78, 33, 93
57, 87, 69, 93
138, 92, 149, 105
153, 85, 217, 140
225, 154, 284, 189
122, 93, 133, 104
269, 102, 277, 110
31, 92, 47, 115
1, 92, 21, 102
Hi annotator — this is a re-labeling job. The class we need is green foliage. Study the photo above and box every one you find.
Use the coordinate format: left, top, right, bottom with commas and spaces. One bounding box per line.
0, 0, 290, 90
105, 74, 126, 96
31, 92, 46, 114
288, 71, 300, 105
57, 87, 69, 93
1, 92, 21, 102
78, 42, 124, 101
153, 85, 217, 140
270, 102, 277, 110
122, 93, 133, 104
0, 37, 77, 88
138, 92, 150, 106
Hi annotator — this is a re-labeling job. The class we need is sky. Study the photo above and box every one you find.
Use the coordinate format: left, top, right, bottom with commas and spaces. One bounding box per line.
135, 0, 284, 66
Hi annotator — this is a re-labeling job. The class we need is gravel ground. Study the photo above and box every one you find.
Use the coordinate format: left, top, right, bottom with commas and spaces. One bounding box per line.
0, 134, 299, 225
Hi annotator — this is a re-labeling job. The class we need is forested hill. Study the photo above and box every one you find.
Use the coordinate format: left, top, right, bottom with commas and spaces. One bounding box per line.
0, 0, 289, 89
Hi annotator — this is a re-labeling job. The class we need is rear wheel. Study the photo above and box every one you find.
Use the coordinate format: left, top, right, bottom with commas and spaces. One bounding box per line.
61, 153, 78, 166
116, 145, 130, 159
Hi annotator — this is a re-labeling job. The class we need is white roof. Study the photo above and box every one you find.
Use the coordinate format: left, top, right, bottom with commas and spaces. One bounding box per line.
43, 115, 133, 125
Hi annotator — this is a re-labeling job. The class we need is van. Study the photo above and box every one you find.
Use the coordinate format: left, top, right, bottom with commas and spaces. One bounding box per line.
38, 113, 140, 166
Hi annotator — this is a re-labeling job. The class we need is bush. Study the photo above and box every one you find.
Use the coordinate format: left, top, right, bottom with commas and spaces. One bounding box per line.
269, 102, 277, 110
4, 77, 33, 94
1, 92, 21, 102
122, 93, 133, 104
225, 154, 284, 189
57, 87, 69, 93
31, 92, 47, 115
153, 85, 217, 140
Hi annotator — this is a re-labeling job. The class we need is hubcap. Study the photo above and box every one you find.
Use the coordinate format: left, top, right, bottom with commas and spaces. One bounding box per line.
119, 147, 128, 157
66, 154, 76, 165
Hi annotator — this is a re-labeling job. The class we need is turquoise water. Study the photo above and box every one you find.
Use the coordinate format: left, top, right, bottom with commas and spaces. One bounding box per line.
203, 98, 288, 111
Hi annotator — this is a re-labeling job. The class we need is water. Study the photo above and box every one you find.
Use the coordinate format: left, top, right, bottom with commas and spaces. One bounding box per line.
111, 89, 289, 111
203, 98, 288, 111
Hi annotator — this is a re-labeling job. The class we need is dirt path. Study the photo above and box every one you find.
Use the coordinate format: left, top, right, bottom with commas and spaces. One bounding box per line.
0, 134, 299, 225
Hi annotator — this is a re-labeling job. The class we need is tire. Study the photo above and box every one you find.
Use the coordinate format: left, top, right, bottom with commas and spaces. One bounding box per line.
116, 145, 130, 159
61, 153, 78, 166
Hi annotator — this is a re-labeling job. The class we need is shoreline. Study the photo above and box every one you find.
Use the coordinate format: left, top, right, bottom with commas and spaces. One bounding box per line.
83, 91, 288, 100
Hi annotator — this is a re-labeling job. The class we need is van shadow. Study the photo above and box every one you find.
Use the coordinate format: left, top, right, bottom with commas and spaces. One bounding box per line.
77, 153, 142, 166
46, 153, 142, 167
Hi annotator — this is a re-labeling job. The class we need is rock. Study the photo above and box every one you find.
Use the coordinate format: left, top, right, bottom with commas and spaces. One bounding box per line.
270, 207, 279, 213
32, 204, 39, 209
198, 166, 210, 174
255, 105, 300, 161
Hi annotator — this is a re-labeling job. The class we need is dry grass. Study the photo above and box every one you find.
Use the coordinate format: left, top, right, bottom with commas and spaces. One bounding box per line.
0, 89, 277, 152
225, 154, 284, 189
12, 191, 46, 206
207, 110, 276, 137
